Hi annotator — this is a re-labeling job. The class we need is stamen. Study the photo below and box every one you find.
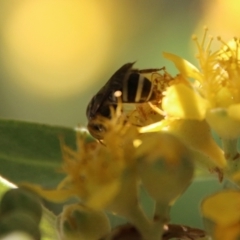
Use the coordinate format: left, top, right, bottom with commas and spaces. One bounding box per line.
205, 36, 213, 54
217, 36, 228, 48
201, 26, 208, 50
115, 96, 123, 117
114, 90, 122, 98
192, 27, 212, 57
217, 36, 231, 53
192, 35, 201, 54
217, 36, 237, 59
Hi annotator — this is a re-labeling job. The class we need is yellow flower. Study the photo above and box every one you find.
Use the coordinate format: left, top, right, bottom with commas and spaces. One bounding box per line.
20, 104, 197, 240
162, 29, 240, 139
136, 132, 194, 212
139, 118, 226, 177
22, 113, 139, 211
202, 190, 240, 240
19, 112, 119, 201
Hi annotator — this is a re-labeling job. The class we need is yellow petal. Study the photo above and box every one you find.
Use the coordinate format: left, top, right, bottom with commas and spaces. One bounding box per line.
136, 133, 194, 204
87, 180, 120, 210
228, 103, 240, 120
167, 119, 226, 169
215, 87, 235, 108
202, 190, 240, 226
140, 119, 226, 169
104, 171, 139, 217
163, 52, 203, 82
162, 84, 209, 119
19, 182, 75, 202
206, 108, 240, 139
215, 223, 240, 240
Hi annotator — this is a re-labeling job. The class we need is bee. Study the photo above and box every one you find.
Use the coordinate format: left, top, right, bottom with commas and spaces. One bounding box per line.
86, 62, 163, 139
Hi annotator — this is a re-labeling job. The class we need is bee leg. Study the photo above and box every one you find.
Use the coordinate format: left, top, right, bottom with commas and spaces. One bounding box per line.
138, 67, 165, 74
148, 102, 166, 116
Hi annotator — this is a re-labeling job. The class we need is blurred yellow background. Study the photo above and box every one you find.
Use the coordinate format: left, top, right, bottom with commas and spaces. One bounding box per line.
1, 0, 240, 229
0, 0, 239, 127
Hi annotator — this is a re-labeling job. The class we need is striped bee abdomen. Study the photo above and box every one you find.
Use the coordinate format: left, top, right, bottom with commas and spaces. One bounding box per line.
122, 72, 155, 103
86, 62, 163, 140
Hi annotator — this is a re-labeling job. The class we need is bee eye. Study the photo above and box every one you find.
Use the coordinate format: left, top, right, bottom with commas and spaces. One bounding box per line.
88, 121, 107, 133
87, 121, 107, 140
92, 123, 104, 132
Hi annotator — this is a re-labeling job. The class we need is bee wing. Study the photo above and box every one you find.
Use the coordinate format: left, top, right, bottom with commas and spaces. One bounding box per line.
87, 62, 135, 119
138, 67, 164, 74
106, 62, 136, 94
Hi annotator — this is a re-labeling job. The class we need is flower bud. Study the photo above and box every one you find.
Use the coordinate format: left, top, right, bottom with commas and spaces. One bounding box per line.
0, 211, 41, 240
136, 132, 194, 205
0, 188, 42, 225
57, 203, 110, 240
0, 232, 34, 240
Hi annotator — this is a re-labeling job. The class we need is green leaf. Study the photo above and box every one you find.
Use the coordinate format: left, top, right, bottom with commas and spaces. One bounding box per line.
0, 119, 86, 186
0, 177, 58, 240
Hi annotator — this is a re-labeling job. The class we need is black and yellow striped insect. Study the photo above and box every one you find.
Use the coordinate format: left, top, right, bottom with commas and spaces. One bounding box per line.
86, 62, 163, 139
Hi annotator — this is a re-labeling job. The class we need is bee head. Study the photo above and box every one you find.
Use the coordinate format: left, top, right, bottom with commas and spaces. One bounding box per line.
87, 118, 108, 140
86, 95, 98, 120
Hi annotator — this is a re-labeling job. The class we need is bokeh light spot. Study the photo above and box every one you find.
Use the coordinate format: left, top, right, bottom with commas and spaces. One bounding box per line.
2, 0, 111, 98
194, 0, 240, 40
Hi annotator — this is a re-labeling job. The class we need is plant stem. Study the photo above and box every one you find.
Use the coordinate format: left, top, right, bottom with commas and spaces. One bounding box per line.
154, 201, 170, 225
222, 138, 239, 160
125, 204, 163, 240
221, 138, 240, 173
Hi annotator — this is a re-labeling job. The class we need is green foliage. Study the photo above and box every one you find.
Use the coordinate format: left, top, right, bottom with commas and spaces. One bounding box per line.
0, 187, 57, 240
0, 119, 81, 239
0, 119, 217, 240
0, 119, 77, 186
